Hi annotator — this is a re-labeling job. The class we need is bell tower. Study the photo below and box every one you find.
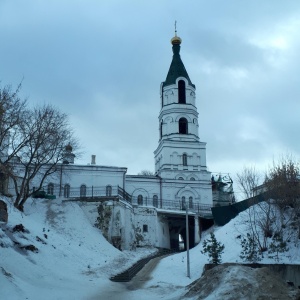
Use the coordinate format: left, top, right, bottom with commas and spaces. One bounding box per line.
154, 32, 210, 182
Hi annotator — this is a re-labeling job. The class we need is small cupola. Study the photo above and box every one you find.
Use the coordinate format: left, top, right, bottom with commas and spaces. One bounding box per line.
65, 144, 72, 152
63, 143, 75, 164
171, 34, 182, 45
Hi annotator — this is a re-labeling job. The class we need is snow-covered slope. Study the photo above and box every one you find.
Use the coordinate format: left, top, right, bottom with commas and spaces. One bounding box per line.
0, 198, 155, 299
1, 198, 300, 299
144, 205, 300, 298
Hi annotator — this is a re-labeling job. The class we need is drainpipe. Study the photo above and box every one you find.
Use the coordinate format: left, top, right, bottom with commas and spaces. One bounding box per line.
123, 169, 126, 197
186, 205, 190, 278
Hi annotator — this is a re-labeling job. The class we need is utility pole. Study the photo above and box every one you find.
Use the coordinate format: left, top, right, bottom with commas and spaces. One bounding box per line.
186, 204, 190, 278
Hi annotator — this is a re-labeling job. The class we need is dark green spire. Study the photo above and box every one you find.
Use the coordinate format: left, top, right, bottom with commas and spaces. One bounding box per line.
163, 36, 195, 88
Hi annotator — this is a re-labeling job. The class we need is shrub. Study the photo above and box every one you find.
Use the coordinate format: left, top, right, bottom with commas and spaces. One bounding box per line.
240, 233, 262, 262
201, 232, 225, 264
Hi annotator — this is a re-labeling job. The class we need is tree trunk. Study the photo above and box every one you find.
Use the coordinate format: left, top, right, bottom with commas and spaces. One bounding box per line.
18, 197, 28, 212
14, 192, 21, 208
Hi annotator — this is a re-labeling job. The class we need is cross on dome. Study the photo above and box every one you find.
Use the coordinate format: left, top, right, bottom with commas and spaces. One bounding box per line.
171, 20, 182, 45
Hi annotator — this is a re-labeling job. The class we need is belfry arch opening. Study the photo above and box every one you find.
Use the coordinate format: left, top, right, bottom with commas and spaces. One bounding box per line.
160, 120, 163, 139
179, 118, 188, 134
178, 80, 186, 104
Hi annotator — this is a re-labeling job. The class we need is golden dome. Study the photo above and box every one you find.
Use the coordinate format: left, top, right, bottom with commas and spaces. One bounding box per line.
171, 35, 182, 45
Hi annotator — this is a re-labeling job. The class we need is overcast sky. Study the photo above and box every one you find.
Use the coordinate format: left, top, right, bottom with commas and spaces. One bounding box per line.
1, 1, 300, 187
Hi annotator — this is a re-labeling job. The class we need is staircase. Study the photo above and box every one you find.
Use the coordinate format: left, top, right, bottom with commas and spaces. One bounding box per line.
110, 248, 176, 282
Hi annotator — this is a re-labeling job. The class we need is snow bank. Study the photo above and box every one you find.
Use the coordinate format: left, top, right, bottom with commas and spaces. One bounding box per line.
0, 197, 155, 300
146, 203, 300, 294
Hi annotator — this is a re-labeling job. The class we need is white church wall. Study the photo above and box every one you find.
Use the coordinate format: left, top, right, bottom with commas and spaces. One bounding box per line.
121, 206, 136, 250
155, 141, 208, 174
79, 200, 136, 251
58, 165, 126, 190
126, 176, 160, 206
26, 164, 127, 198
134, 207, 158, 247
134, 206, 170, 248
156, 215, 170, 248
109, 201, 136, 251
200, 188, 214, 206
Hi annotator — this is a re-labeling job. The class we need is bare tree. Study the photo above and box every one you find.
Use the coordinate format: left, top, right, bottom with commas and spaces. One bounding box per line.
265, 155, 300, 239
6, 104, 78, 211
236, 166, 261, 200
138, 170, 154, 176
0, 84, 27, 194
238, 156, 300, 262
0, 84, 27, 160
265, 155, 300, 210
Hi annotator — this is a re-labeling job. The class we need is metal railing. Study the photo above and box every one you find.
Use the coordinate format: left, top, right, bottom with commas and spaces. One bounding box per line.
130, 196, 212, 216
38, 185, 126, 200
118, 186, 132, 202
65, 186, 119, 198
4, 184, 212, 215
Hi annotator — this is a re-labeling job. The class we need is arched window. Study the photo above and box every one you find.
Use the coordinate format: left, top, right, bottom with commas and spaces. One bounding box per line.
190, 177, 195, 181
179, 118, 188, 134
80, 184, 86, 197
47, 183, 54, 195
181, 196, 186, 210
160, 120, 163, 139
178, 177, 184, 180
64, 184, 70, 198
153, 195, 158, 208
189, 196, 193, 209
138, 194, 143, 205
178, 80, 186, 104
106, 185, 112, 196
182, 153, 187, 166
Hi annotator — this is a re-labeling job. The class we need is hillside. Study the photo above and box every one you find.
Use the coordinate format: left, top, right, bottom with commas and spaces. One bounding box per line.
0, 198, 157, 299
1, 197, 300, 299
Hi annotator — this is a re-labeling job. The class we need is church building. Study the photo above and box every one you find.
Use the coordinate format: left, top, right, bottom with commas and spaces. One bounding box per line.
8, 32, 218, 251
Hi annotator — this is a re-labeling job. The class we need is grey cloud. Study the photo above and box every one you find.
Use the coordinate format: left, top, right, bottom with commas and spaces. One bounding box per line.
1, 1, 300, 176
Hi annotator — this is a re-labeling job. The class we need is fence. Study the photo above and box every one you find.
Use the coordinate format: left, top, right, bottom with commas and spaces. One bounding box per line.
130, 196, 212, 216
5, 184, 212, 216
211, 193, 266, 226
29, 185, 125, 199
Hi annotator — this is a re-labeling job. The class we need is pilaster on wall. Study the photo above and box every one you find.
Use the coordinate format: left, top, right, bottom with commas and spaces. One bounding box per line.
194, 216, 201, 244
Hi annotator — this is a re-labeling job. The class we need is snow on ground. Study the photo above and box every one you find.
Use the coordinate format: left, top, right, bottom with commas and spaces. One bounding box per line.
183, 264, 300, 300
143, 205, 300, 299
1, 197, 300, 299
0, 198, 157, 300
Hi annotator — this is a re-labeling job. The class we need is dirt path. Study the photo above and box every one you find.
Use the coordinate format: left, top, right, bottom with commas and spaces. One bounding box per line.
125, 255, 165, 290
88, 255, 169, 300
